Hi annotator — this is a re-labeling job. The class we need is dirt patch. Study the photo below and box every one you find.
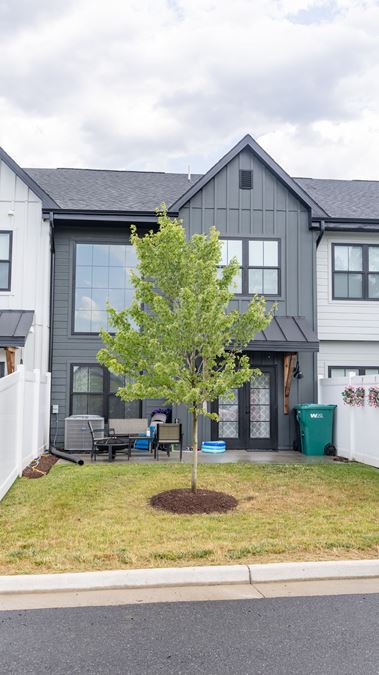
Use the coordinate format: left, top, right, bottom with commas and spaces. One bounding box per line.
150, 488, 238, 514
22, 453, 58, 479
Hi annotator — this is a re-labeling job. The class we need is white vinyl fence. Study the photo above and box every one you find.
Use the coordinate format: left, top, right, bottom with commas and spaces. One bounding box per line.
319, 374, 379, 468
0, 365, 51, 501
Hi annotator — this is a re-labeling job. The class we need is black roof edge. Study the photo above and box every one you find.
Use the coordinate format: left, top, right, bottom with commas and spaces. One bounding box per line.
311, 218, 379, 232
169, 134, 329, 216
0, 147, 59, 209
43, 209, 179, 223
247, 341, 319, 352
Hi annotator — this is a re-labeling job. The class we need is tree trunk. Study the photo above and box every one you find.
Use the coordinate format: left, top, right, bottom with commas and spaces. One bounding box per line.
191, 411, 198, 493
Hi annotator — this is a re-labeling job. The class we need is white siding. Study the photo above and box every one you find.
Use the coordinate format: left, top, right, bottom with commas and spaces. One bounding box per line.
318, 341, 379, 378
0, 159, 50, 373
317, 231, 379, 340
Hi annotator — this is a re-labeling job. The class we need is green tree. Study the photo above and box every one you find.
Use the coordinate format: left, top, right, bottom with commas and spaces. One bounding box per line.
97, 208, 273, 492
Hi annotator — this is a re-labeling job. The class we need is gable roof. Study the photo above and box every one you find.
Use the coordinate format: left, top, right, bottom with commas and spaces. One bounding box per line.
0, 147, 58, 209
25, 167, 202, 212
169, 134, 328, 217
295, 177, 379, 220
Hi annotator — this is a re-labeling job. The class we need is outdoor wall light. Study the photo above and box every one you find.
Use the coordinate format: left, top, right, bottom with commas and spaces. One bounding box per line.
293, 360, 303, 380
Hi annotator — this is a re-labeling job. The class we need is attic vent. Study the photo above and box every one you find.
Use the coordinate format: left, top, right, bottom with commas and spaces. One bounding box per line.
239, 169, 253, 190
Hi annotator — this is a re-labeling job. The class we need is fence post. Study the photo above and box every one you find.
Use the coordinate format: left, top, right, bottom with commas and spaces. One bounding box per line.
15, 364, 25, 476
31, 369, 41, 459
45, 372, 51, 450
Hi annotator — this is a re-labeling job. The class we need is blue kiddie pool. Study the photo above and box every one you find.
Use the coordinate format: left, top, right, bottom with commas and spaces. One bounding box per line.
201, 441, 226, 454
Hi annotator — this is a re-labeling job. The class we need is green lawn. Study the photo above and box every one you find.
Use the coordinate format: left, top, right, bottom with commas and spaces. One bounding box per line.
0, 463, 378, 575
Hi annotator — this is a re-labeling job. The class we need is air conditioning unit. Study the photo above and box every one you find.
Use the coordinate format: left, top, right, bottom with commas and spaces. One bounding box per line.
64, 415, 104, 452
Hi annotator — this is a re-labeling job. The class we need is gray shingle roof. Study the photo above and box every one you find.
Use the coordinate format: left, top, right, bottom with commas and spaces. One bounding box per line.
23, 166, 379, 220
295, 177, 379, 220
25, 168, 203, 212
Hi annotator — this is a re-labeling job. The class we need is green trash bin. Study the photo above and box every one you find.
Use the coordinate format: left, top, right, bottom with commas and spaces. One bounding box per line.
294, 404, 337, 456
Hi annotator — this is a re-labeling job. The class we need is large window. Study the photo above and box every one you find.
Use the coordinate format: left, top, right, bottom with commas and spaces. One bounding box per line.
218, 238, 280, 296
74, 243, 137, 333
328, 366, 379, 378
332, 244, 379, 300
0, 231, 12, 291
70, 364, 141, 419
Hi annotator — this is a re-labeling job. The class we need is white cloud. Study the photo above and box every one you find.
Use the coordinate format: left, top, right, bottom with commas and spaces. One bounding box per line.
0, 0, 378, 178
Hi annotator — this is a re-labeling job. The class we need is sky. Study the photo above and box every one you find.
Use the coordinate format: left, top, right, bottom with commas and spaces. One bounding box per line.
1, 0, 379, 179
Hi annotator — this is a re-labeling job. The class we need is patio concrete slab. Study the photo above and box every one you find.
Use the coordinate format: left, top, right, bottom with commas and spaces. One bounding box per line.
58, 450, 335, 465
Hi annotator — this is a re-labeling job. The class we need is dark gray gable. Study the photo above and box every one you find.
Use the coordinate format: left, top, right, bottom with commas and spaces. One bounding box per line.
0, 310, 34, 347
0, 147, 58, 209
170, 134, 328, 218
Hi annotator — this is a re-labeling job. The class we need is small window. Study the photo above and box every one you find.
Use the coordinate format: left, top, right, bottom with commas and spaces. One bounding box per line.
328, 366, 379, 377
218, 239, 243, 293
71, 365, 104, 416
333, 244, 379, 300
248, 240, 279, 295
0, 231, 12, 291
239, 169, 253, 190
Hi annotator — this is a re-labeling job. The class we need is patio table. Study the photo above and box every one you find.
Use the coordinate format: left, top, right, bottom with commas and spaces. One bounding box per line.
109, 433, 153, 462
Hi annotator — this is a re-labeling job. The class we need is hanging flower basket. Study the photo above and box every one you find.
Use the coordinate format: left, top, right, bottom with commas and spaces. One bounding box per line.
368, 386, 379, 408
341, 385, 365, 407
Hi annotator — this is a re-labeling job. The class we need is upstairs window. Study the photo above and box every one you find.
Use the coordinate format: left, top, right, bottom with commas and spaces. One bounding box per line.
248, 240, 280, 295
0, 231, 12, 291
219, 239, 242, 293
74, 243, 137, 333
333, 244, 379, 300
218, 238, 280, 296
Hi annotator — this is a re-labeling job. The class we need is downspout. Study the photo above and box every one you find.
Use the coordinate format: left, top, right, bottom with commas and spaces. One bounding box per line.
48, 211, 55, 373
316, 220, 325, 248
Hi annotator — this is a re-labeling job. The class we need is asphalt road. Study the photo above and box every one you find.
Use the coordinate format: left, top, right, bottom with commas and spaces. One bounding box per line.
0, 594, 378, 674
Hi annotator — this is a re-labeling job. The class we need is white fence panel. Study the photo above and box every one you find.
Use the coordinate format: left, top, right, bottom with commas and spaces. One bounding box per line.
0, 365, 51, 502
319, 374, 379, 468
0, 370, 20, 501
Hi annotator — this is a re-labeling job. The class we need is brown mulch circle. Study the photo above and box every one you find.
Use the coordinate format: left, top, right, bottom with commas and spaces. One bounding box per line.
150, 488, 238, 514
22, 453, 58, 479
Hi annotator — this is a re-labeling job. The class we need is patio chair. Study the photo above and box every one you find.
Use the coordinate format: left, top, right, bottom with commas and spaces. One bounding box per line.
87, 421, 128, 461
155, 423, 183, 461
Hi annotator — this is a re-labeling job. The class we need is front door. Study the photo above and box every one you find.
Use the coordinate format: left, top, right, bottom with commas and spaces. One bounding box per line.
213, 366, 277, 450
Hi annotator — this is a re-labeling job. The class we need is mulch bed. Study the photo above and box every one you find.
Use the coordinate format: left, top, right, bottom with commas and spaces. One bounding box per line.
22, 453, 58, 479
150, 488, 238, 514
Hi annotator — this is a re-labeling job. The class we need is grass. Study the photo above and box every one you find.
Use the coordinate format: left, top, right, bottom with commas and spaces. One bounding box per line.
0, 462, 378, 575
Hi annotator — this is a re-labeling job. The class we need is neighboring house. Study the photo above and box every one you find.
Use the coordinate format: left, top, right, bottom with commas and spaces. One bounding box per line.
26, 135, 321, 450
295, 178, 379, 380
0, 148, 56, 376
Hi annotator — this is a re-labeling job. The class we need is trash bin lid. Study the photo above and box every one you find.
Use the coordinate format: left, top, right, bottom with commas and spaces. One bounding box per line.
294, 404, 337, 410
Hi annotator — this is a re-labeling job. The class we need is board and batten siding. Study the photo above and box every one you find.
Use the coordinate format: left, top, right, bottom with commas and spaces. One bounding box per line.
317, 231, 379, 340
177, 146, 317, 450
0, 158, 50, 374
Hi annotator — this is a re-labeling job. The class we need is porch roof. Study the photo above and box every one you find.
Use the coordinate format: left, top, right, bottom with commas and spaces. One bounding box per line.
0, 310, 34, 347
250, 316, 318, 352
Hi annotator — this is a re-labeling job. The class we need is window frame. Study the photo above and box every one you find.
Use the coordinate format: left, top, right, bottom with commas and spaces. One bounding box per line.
332, 243, 379, 301
69, 363, 142, 421
72, 240, 137, 335
218, 237, 281, 298
0, 231, 13, 292
328, 366, 379, 377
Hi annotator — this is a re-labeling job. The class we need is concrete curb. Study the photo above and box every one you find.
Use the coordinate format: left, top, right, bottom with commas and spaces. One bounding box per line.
0, 560, 377, 595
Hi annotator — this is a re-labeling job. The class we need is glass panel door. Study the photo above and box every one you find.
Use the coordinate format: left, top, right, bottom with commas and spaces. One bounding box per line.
250, 372, 271, 439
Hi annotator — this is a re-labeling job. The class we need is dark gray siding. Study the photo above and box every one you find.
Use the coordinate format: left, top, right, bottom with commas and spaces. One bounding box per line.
178, 147, 317, 449
50, 223, 156, 447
